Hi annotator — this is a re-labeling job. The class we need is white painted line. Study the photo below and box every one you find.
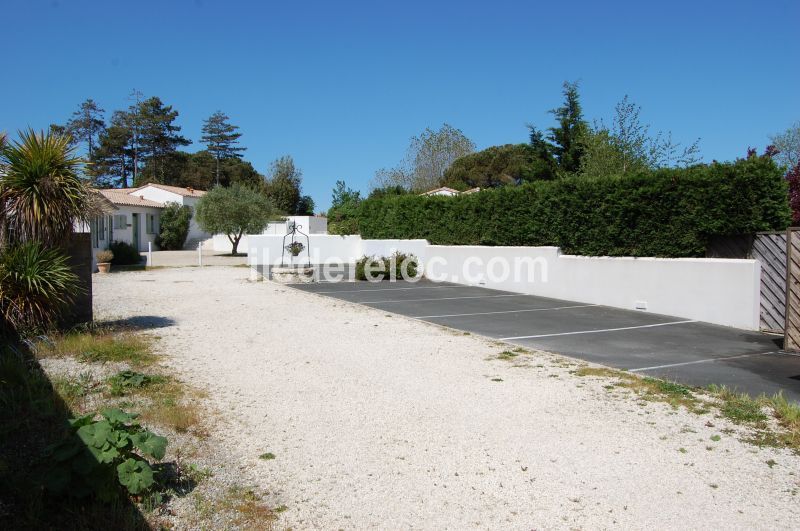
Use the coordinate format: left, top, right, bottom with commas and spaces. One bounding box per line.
414, 304, 599, 319
629, 351, 779, 373
316, 284, 462, 294
361, 294, 529, 304
499, 320, 697, 341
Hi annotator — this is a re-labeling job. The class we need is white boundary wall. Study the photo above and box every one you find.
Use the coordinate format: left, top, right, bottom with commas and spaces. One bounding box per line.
247, 236, 761, 330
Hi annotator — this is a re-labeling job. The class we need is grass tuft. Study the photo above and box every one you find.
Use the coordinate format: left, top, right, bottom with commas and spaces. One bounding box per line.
35, 331, 156, 366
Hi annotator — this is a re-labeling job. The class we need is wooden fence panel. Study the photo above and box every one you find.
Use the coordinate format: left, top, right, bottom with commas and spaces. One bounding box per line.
751, 232, 787, 333
785, 229, 800, 351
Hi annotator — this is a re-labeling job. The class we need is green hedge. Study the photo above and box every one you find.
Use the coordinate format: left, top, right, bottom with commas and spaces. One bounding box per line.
357, 156, 790, 257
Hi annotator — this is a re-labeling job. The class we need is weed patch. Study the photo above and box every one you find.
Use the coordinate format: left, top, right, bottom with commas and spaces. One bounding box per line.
108, 370, 165, 396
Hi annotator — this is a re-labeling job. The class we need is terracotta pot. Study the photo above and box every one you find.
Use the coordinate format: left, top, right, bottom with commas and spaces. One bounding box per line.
97, 262, 111, 274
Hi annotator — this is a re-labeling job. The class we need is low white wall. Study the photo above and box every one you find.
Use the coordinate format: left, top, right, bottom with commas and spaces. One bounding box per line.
425, 245, 760, 330
247, 237, 761, 330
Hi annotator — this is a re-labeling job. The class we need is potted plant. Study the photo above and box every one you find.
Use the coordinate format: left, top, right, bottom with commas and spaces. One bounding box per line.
96, 249, 114, 274
285, 241, 305, 257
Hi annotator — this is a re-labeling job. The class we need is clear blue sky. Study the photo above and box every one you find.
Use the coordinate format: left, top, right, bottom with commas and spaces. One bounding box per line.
2, 0, 798, 210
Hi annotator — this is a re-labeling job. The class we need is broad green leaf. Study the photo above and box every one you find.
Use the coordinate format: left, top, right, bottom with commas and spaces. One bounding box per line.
116, 458, 154, 494
102, 408, 138, 426
77, 421, 112, 448
68, 414, 95, 428
131, 431, 167, 460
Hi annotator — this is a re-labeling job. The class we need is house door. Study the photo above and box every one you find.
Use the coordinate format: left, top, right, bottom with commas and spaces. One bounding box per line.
131, 213, 140, 251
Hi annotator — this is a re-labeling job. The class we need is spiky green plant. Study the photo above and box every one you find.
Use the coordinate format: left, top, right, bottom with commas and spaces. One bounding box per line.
0, 242, 81, 333
0, 129, 91, 246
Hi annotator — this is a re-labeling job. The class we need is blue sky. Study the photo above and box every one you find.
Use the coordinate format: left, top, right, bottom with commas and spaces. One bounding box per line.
2, 0, 798, 210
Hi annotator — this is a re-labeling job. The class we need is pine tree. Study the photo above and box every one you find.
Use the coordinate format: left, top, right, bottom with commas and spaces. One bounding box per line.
200, 111, 246, 186
92, 111, 135, 187
547, 81, 588, 175
65, 99, 106, 158
136, 97, 190, 184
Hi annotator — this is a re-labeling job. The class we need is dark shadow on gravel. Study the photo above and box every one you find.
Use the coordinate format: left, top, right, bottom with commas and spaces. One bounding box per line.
0, 341, 150, 530
99, 316, 177, 331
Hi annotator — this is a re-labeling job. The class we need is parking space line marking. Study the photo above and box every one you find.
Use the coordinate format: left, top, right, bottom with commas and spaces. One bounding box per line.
414, 304, 599, 319
499, 320, 696, 340
361, 294, 528, 304
629, 351, 780, 372
315, 285, 462, 294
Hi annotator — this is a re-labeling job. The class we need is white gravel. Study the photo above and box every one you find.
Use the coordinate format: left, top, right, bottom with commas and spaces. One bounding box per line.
93, 266, 800, 530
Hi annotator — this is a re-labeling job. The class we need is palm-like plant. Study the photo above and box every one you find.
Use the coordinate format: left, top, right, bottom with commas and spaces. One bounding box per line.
0, 129, 91, 247
0, 242, 80, 333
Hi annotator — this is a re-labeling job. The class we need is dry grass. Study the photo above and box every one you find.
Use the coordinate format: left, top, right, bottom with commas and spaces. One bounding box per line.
575, 366, 800, 453
34, 330, 156, 367
193, 485, 277, 530
136, 376, 206, 435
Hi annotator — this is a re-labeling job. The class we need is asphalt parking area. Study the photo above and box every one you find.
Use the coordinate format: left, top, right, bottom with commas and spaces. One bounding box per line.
289, 279, 800, 402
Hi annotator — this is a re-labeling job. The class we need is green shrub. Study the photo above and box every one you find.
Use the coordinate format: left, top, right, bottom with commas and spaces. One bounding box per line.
356, 155, 790, 257
42, 408, 167, 500
355, 252, 418, 281
156, 202, 192, 250
108, 241, 141, 265
0, 242, 81, 334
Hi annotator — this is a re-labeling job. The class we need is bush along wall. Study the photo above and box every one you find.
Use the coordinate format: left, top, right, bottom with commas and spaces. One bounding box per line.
356, 155, 791, 257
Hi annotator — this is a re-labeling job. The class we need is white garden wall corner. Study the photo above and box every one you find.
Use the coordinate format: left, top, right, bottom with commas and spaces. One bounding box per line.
247, 236, 762, 330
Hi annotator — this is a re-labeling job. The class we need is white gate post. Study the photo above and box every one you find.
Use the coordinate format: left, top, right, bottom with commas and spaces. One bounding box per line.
147, 242, 152, 267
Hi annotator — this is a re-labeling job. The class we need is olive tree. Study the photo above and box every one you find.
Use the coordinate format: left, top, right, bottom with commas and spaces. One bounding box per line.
195, 184, 275, 255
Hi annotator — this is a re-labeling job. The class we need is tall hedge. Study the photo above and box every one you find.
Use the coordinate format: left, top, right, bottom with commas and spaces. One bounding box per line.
357, 156, 790, 257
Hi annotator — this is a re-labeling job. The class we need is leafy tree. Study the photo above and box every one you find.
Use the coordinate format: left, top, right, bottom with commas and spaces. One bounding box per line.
264, 155, 302, 213
195, 183, 275, 254
527, 126, 558, 180
155, 202, 192, 250
92, 111, 135, 187
200, 111, 246, 186
372, 124, 475, 191
327, 180, 361, 235
787, 163, 800, 224
367, 185, 408, 200
442, 144, 553, 189
546, 81, 588, 175
771, 121, 800, 170
140, 149, 262, 190
580, 95, 701, 176
296, 195, 315, 215
135, 97, 190, 184
65, 99, 106, 159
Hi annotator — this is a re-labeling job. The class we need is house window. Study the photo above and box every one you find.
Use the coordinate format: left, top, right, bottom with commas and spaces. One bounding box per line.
146, 214, 157, 235
98, 216, 106, 241
113, 214, 127, 229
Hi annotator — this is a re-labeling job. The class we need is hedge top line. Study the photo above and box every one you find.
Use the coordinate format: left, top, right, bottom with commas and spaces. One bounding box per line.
354, 156, 791, 258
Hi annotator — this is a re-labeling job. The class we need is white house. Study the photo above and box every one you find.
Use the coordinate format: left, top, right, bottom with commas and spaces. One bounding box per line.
95, 189, 164, 251
420, 186, 481, 197
130, 183, 209, 248
88, 184, 210, 259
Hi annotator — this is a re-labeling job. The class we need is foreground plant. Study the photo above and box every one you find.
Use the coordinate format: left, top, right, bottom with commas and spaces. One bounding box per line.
43, 408, 168, 500
0, 241, 80, 333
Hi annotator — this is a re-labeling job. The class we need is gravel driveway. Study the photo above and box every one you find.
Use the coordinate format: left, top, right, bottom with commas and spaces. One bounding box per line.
94, 267, 800, 529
